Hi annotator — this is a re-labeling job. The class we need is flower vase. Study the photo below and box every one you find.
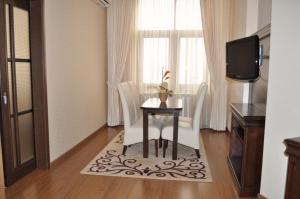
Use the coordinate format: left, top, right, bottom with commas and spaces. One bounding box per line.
159, 92, 168, 102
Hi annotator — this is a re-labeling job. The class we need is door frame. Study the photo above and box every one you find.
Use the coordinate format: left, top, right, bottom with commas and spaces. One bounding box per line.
0, 0, 49, 186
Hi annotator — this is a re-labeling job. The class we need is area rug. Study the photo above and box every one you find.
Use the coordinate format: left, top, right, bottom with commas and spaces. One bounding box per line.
81, 131, 212, 182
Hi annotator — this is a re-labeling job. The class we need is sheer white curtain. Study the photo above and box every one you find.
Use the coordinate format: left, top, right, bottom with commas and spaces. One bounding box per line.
129, 0, 211, 128
200, 0, 233, 130
107, 0, 136, 126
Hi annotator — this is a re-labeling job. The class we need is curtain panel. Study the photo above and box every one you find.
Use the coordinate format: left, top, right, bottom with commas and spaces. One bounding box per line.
107, 0, 136, 126
200, 0, 233, 130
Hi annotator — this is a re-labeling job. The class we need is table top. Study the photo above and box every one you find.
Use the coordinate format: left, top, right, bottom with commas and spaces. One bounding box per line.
141, 97, 182, 110
231, 103, 266, 122
284, 137, 300, 157
285, 137, 300, 148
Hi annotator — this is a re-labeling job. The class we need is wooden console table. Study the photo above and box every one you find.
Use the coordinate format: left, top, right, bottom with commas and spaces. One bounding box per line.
284, 137, 300, 199
228, 103, 266, 197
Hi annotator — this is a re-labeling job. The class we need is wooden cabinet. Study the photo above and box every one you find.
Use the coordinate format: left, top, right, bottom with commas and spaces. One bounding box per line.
228, 103, 266, 197
284, 137, 300, 199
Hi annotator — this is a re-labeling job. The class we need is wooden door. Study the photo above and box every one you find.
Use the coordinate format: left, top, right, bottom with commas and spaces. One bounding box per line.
0, 0, 36, 186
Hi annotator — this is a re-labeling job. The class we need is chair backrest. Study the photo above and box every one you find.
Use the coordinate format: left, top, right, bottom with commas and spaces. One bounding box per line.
192, 82, 208, 132
118, 82, 137, 129
127, 81, 141, 119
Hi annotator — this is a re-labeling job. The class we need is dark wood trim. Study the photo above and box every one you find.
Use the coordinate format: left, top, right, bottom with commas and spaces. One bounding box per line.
143, 111, 149, 158
50, 124, 107, 167
284, 137, 300, 199
29, 0, 50, 170
122, 146, 127, 155
163, 140, 168, 158
154, 140, 158, 157
5, 0, 29, 10
228, 103, 265, 197
8, 1, 22, 167
5, 158, 36, 185
172, 112, 179, 160
195, 149, 200, 158
10, 109, 33, 117
0, 0, 16, 184
7, 58, 30, 62
257, 193, 268, 199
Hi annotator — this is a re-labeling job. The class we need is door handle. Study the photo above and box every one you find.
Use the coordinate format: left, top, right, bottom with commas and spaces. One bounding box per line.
2, 92, 7, 105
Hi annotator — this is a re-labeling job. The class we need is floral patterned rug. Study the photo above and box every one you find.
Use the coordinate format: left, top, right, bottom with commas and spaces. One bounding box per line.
81, 131, 212, 182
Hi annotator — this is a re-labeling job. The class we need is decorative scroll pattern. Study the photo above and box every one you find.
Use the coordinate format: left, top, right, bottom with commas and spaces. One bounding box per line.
82, 132, 211, 182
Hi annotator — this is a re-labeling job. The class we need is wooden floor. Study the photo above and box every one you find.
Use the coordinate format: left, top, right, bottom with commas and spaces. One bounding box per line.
0, 127, 257, 199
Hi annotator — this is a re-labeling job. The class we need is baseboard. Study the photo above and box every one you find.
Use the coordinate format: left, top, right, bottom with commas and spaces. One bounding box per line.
257, 193, 267, 199
50, 124, 107, 167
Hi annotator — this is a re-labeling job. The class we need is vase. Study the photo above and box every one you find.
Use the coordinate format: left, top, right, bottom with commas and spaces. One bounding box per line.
159, 92, 168, 102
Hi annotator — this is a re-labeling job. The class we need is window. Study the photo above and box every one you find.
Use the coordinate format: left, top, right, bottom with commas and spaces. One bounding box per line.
143, 38, 169, 84
138, 0, 205, 88
179, 38, 205, 84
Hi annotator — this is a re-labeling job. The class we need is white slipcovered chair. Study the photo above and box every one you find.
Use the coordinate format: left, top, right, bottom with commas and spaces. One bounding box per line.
161, 82, 208, 158
127, 81, 142, 119
118, 82, 161, 156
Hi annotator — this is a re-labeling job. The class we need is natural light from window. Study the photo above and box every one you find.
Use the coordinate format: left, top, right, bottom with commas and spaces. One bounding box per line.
143, 38, 169, 84
139, 0, 205, 87
179, 38, 205, 84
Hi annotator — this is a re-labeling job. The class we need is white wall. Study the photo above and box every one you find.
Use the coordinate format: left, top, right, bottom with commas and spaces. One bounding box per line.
44, 0, 107, 161
243, 0, 272, 104
260, 0, 300, 198
258, 0, 272, 30
246, 0, 259, 36
242, 0, 259, 104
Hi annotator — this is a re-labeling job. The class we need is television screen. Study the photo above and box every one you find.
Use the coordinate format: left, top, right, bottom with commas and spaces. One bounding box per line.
226, 35, 259, 80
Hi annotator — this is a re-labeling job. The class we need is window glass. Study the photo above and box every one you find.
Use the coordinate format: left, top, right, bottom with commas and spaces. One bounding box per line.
179, 38, 205, 84
176, 0, 202, 30
16, 62, 32, 112
138, 0, 174, 30
13, 7, 30, 59
143, 38, 169, 84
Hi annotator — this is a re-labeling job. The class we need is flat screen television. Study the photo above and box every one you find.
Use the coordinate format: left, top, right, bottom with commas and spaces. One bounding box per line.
226, 35, 259, 80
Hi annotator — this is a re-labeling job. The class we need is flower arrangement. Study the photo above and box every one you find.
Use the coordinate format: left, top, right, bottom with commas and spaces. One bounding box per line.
158, 68, 173, 102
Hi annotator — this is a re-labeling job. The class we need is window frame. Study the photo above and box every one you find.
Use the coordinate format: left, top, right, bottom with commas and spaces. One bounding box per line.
139, 30, 204, 88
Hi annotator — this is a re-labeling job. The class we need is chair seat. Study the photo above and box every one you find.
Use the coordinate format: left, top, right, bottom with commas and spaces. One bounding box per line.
161, 124, 199, 149
156, 115, 192, 127
123, 116, 161, 146
179, 116, 192, 124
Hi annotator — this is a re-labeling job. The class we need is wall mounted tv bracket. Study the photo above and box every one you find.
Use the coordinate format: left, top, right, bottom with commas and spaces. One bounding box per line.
259, 44, 270, 66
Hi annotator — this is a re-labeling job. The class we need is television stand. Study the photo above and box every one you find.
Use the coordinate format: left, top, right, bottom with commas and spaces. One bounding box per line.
228, 103, 266, 197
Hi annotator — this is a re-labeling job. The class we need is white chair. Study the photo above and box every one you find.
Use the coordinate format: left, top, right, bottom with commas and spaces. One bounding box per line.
161, 82, 208, 158
178, 84, 205, 124
127, 81, 142, 119
118, 82, 161, 156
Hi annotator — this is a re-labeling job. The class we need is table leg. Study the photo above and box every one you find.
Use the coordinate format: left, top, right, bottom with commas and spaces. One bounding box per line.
172, 112, 179, 160
143, 111, 149, 158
